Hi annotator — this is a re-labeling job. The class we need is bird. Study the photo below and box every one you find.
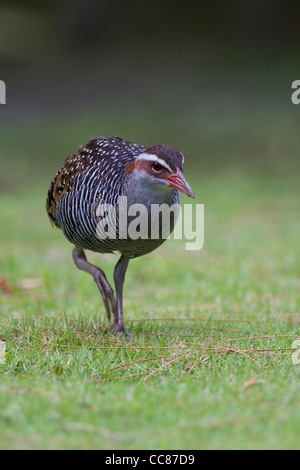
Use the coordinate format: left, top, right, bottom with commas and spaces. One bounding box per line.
46, 136, 194, 340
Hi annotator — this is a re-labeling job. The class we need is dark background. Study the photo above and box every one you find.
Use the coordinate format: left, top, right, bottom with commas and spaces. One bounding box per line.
0, 0, 299, 192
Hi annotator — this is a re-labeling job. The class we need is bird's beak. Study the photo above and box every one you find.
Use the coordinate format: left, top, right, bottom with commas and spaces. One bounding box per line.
167, 170, 195, 198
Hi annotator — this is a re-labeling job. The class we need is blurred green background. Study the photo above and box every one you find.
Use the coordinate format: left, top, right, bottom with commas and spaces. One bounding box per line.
0, 0, 300, 192
0, 0, 300, 289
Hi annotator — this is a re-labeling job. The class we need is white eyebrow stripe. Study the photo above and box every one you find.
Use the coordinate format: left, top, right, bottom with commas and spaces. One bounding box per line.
136, 153, 173, 173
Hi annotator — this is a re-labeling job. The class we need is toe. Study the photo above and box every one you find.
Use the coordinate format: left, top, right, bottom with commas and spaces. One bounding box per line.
108, 323, 131, 341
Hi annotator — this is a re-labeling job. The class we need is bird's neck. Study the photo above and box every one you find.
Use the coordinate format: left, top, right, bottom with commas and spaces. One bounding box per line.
126, 170, 178, 208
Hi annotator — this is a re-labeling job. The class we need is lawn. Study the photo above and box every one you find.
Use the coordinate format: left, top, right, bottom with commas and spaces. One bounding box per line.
0, 111, 300, 449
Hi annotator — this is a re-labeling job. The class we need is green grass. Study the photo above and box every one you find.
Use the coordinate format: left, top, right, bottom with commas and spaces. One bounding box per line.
0, 106, 300, 449
1, 169, 300, 450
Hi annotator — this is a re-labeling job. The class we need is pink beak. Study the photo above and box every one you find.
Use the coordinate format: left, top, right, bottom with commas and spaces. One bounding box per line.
167, 170, 195, 198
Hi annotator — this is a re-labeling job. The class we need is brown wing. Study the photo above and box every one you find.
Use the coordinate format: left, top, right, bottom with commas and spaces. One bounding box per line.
46, 149, 88, 227
46, 136, 145, 228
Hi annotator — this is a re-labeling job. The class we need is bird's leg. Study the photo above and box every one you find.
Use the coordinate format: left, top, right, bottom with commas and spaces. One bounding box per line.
111, 255, 130, 340
72, 246, 116, 321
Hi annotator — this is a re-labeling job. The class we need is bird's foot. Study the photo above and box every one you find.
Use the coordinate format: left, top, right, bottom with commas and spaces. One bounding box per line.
109, 322, 132, 342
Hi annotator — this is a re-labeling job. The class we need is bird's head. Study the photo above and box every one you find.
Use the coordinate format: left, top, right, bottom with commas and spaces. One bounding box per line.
126, 144, 195, 198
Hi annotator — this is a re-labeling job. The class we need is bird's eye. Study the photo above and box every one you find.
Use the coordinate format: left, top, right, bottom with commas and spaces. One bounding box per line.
152, 161, 162, 172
